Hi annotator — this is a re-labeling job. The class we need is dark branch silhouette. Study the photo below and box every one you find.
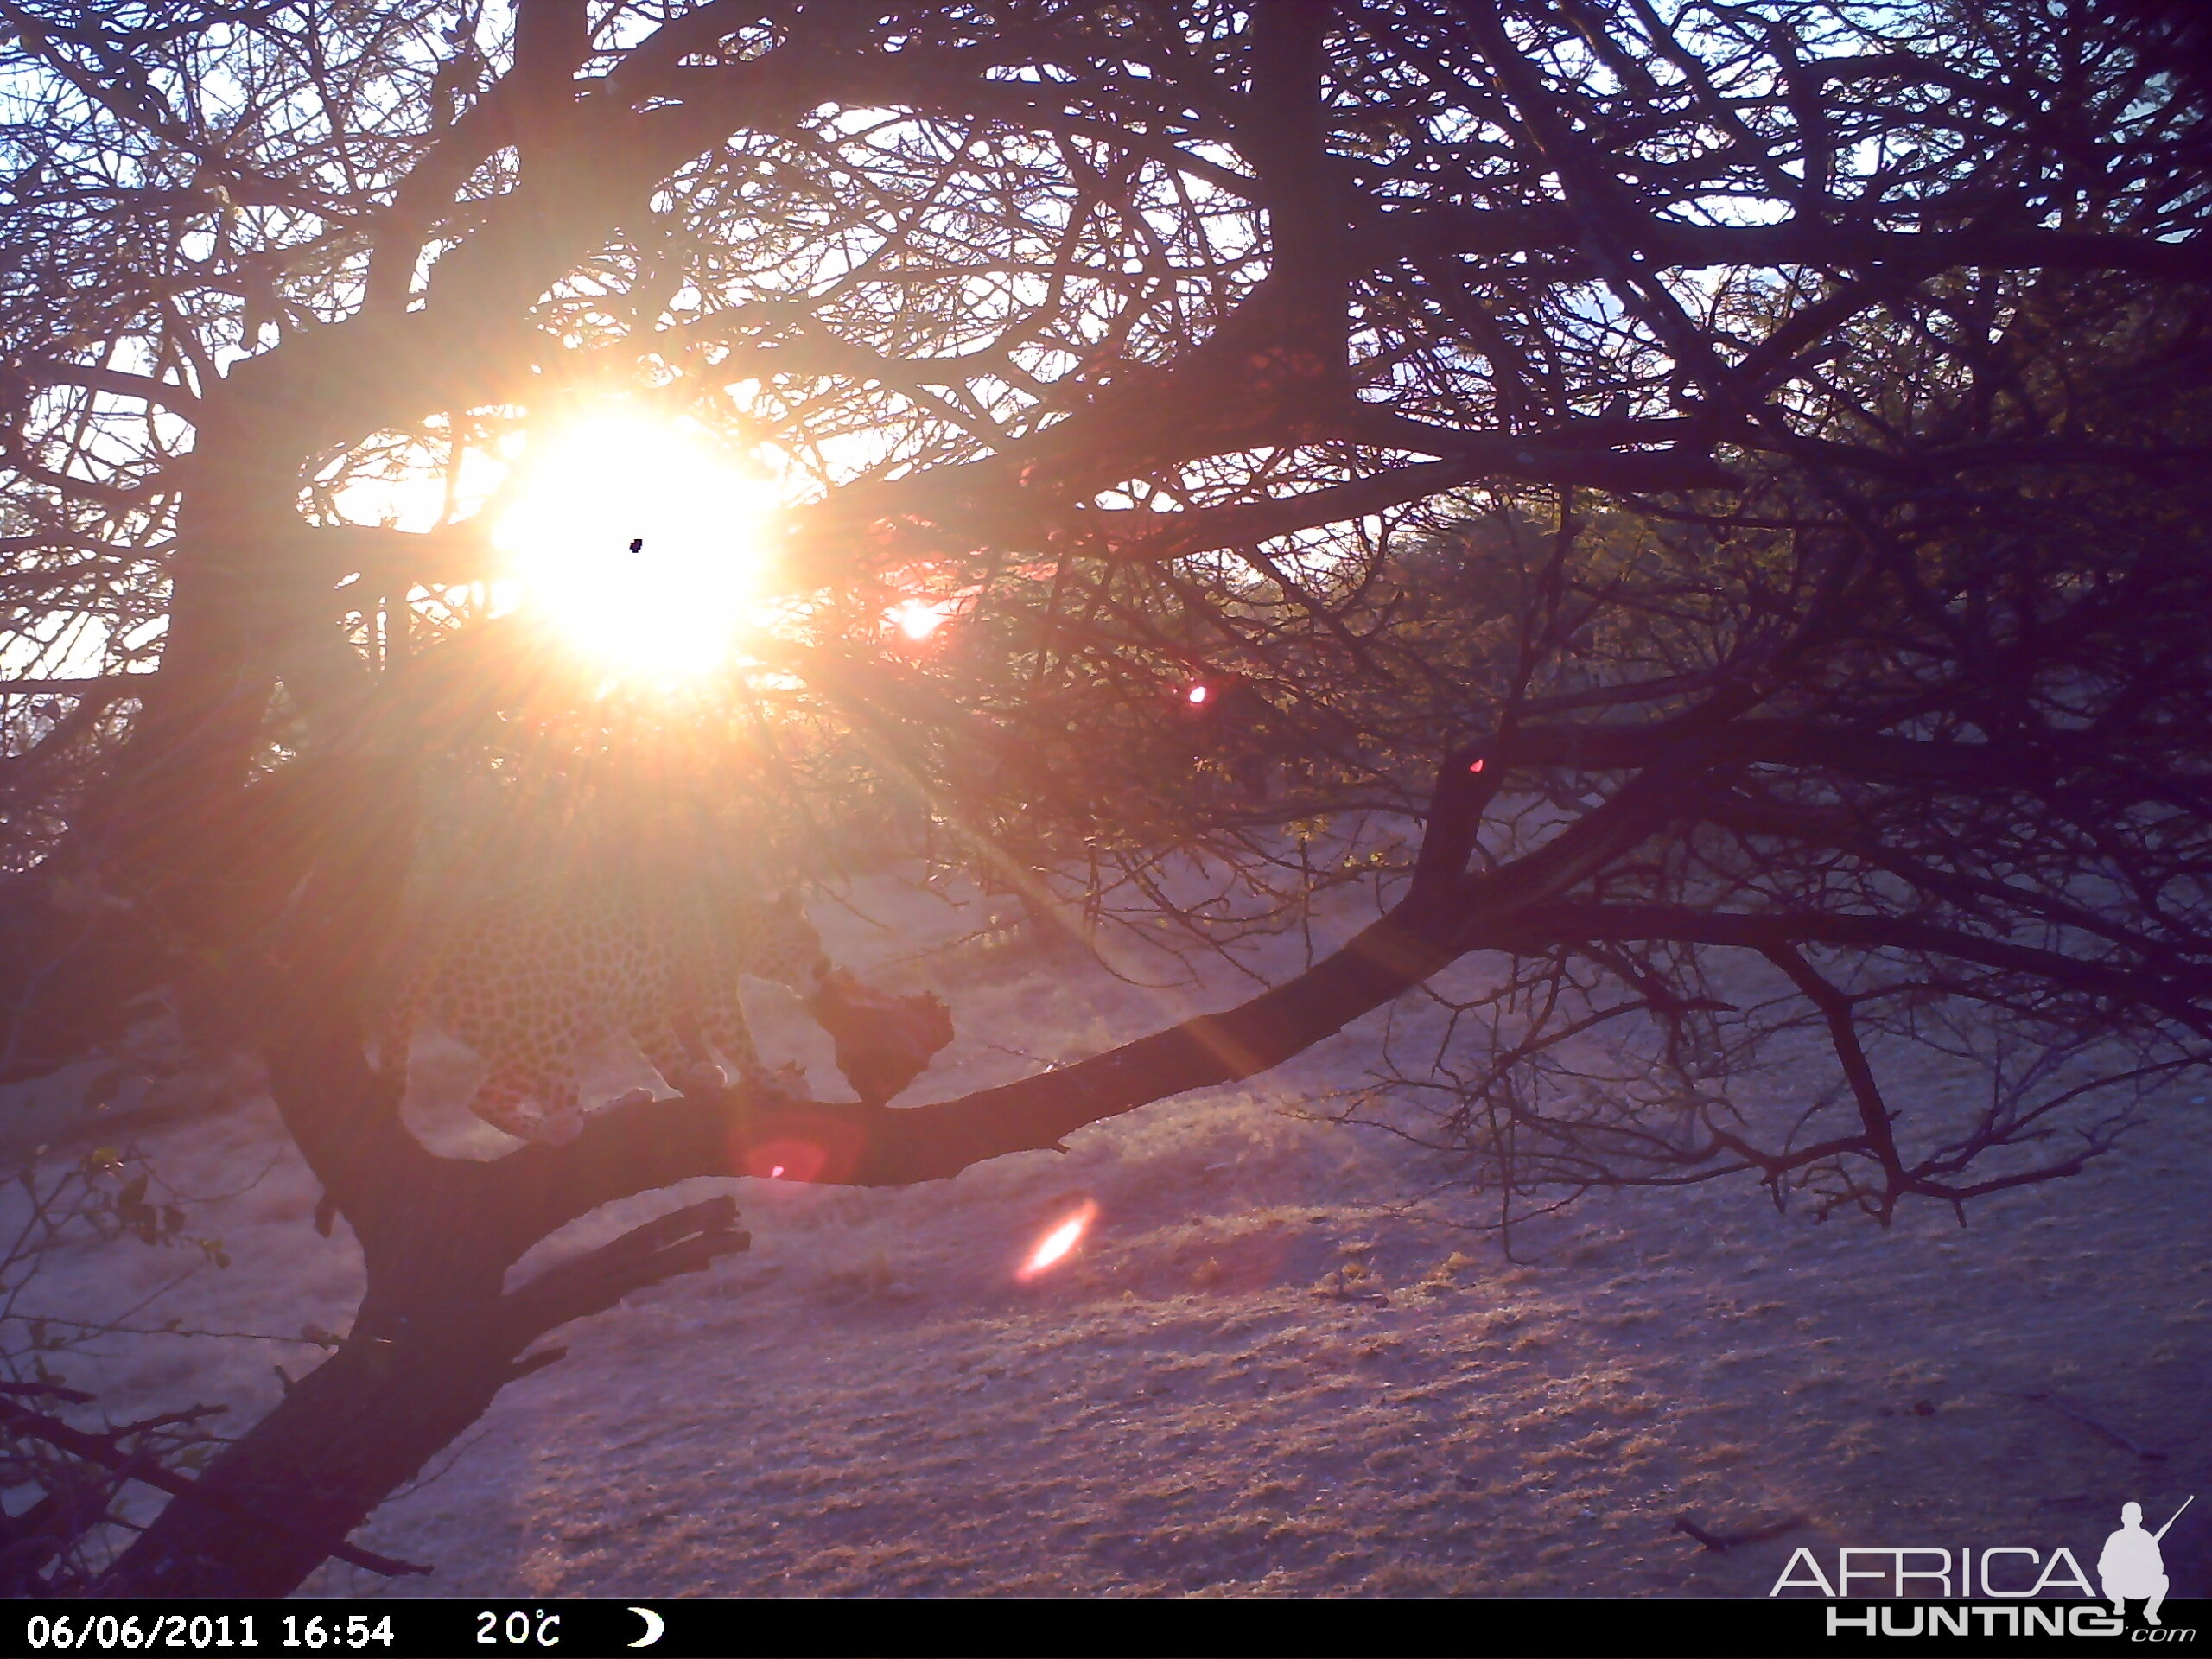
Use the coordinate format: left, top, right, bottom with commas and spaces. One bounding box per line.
0, 0, 2201, 1592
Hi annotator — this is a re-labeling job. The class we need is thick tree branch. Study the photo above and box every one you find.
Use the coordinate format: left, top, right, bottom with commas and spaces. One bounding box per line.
1369, 187, 2212, 285
7, 359, 203, 418
1501, 901, 2212, 1035
492, 736, 1728, 1236
1039, 446, 1728, 563
1493, 719, 2130, 793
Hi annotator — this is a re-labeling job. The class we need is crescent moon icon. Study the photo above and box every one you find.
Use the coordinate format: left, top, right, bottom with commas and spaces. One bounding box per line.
627, 1606, 665, 1648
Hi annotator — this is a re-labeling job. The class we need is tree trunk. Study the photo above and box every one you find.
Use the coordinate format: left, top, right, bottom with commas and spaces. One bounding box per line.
92, 1307, 524, 1596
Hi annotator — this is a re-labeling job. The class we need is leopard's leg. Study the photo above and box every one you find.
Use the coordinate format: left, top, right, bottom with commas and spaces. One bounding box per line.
632, 1016, 724, 1096
469, 1063, 579, 1143
467, 1003, 588, 1143
699, 985, 769, 1088
535, 1052, 587, 1142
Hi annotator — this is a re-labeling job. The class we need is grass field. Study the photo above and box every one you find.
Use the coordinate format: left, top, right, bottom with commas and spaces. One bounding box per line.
7, 874, 2207, 1599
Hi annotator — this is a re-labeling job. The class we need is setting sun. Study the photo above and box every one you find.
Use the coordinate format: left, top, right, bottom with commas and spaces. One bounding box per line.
494, 411, 780, 679
887, 596, 957, 642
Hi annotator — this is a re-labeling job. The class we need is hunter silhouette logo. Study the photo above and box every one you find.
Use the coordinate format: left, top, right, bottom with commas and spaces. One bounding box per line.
2101, 1497, 2192, 1627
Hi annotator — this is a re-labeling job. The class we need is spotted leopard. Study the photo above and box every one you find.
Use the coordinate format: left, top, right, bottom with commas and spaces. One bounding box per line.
371, 874, 828, 1143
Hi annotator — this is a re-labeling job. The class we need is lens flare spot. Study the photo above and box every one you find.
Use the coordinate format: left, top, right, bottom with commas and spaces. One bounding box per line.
1017, 1201, 1097, 1281
742, 1137, 828, 1183
1186, 683, 1209, 705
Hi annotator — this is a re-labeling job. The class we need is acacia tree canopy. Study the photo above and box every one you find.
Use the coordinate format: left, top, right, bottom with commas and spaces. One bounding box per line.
0, 0, 2208, 1593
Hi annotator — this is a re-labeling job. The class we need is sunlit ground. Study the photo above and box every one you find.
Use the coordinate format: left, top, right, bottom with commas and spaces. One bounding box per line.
29, 876, 2208, 1599
494, 410, 785, 681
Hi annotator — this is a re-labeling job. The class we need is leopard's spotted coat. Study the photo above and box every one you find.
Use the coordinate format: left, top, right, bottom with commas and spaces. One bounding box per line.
371, 877, 827, 1143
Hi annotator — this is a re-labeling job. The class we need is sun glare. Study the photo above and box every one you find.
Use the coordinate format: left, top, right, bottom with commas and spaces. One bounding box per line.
495, 411, 780, 679
887, 596, 957, 641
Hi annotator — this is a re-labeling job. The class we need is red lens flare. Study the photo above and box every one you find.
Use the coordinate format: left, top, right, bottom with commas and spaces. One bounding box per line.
741, 1136, 830, 1183
1186, 684, 1209, 705
1469, 757, 1484, 773
1016, 1200, 1097, 1281
731, 1113, 869, 1186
